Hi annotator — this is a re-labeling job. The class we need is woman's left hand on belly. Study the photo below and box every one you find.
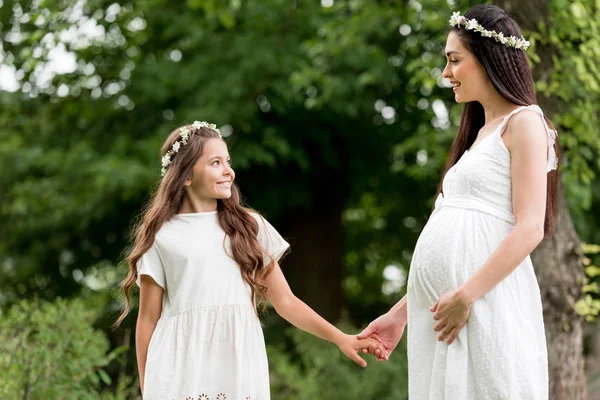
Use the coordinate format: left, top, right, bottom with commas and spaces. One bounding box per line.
431, 290, 473, 345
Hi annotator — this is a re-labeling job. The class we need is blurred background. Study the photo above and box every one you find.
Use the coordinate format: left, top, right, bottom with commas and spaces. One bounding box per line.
1, 0, 600, 399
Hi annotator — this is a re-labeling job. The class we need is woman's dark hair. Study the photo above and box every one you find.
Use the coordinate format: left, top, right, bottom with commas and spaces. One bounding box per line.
439, 4, 559, 237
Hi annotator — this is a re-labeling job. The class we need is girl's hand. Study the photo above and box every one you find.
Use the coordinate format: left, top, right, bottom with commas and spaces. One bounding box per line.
431, 289, 473, 345
336, 334, 388, 367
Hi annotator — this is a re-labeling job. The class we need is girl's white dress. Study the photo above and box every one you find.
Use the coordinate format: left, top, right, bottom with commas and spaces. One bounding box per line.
407, 105, 557, 399
137, 211, 289, 400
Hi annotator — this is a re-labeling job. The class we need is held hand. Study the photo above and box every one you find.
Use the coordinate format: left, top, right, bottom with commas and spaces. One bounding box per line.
357, 312, 406, 361
336, 334, 388, 367
431, 289, 473, 345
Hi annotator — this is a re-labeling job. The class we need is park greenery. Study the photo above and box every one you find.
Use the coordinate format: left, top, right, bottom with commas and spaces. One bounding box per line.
1, 0, 599, 398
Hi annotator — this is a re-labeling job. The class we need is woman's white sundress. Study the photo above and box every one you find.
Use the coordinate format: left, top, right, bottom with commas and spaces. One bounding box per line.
136, 211, 289, 400
406, 105, 558, 399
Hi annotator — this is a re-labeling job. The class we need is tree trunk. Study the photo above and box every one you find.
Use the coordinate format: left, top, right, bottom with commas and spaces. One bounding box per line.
495, 1, 587, 398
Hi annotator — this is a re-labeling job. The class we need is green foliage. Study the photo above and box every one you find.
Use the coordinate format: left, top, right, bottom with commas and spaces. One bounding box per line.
268, 323, 408, 400
0, 0, 599, 392
534, 0, 600, 232
575, 244, 600, 323
0, 297, 132, 399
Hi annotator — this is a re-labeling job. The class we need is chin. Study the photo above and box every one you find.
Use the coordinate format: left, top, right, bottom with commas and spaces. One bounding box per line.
215, 190, 232, 199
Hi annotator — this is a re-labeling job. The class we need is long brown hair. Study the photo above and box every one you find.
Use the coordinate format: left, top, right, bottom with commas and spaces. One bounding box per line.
114, 125, 272, 327
439, 4, 559, 237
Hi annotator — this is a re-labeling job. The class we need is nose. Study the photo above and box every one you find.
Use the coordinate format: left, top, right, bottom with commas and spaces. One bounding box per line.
442, 62, 452, 79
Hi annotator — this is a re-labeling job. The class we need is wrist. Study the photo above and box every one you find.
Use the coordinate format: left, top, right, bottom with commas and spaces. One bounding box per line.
391, 301, 407, 322
332, 330, 347, 347
456, 284, 477, 306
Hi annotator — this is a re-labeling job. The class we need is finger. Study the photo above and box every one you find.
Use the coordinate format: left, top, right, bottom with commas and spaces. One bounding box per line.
369, 343, 381, 357
378, 350, 392, 361
433, 312, 442, 321
349, 351, 367, 368
357, 324, 375, 339
430, 299, 440, 312
370, 342, 383, 354
447, 328, 460, 345
360, 345, 375, 355
438, 324, 454, 342
358, 339, 384, 356
433, 320, 447, 332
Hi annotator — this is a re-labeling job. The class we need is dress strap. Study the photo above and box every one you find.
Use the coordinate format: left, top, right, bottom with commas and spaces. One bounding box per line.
496, 104, 558, 172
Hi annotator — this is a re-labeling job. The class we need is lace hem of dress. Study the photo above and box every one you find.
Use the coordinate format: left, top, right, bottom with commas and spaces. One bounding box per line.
182, 395, 255, 400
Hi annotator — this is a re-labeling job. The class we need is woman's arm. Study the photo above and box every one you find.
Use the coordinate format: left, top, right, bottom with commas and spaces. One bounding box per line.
433, 110, 549, 344
458, 110, 548, 303
136, 275, 164, 392
264, 262, 385, 367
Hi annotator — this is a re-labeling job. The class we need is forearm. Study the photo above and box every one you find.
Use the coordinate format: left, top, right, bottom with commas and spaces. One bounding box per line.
460, 224, 543, 303
389, 294, 408, 320
275, 296, 344, 345
135, 318, 158, 391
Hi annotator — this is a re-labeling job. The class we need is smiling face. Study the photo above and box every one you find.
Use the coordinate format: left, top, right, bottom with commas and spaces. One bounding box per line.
442, 31, 491, 103
184, 138, 235, 202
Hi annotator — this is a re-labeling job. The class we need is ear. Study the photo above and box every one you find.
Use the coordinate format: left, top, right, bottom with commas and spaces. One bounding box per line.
184, 177, 192, 186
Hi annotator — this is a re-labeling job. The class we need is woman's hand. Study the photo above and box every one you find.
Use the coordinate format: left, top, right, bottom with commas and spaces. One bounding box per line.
431, 289, 473, 345
357, 311, 406, 361
336, 334, 388, 367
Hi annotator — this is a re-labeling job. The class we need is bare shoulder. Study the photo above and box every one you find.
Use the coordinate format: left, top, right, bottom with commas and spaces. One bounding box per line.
503, 109, 547, 150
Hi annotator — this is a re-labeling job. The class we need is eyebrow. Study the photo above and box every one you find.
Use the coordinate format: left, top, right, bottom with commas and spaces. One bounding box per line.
445, 50, 460, 57
208, 155, 230, 161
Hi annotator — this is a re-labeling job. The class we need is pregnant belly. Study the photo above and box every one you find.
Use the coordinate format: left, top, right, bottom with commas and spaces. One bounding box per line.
408, 207, 512, 297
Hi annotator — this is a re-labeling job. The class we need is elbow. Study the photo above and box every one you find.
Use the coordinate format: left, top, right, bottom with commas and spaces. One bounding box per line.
531, 222, 545, 246
272, 295, 298, 319
137, 311, 161, 327
518, 221, 545, 247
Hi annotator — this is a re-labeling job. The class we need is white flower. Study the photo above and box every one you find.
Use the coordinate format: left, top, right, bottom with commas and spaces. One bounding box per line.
496, 32, 508, 44
161, 154, 172, 168
466, 18, 478, 30
449, 11, 528, 51
450, 12, 461, 26
192, 121, 218, 131
161, 120, 222, 176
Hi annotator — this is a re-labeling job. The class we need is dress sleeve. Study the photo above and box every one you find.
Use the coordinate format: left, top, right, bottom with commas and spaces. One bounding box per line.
253, 214, 290, 269
135, 243, 166, 290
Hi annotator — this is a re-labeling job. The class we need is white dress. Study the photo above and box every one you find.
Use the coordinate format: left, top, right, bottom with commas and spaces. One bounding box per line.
407, 105, 558, 399
136, 211, 289, 400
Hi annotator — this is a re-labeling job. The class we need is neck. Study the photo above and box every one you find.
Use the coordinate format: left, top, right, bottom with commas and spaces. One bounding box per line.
478, 85, 522, 124
179, 190, 218, 213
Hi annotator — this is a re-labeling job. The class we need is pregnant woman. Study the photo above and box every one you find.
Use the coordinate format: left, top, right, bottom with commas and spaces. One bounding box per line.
359, 5, 559, 399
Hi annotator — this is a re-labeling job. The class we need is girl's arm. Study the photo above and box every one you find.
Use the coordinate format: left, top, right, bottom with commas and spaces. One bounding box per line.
264, 262, 385, 367
136, 276, 164, 392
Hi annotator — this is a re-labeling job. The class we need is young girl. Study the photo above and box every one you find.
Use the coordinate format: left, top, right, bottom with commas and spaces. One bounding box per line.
359, 4, 559, 399
115, 121, 384, 399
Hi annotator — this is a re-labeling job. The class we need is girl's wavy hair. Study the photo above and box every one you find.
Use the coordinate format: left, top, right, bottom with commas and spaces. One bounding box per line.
440, 4, 559, 237
114, 125, 273, 327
